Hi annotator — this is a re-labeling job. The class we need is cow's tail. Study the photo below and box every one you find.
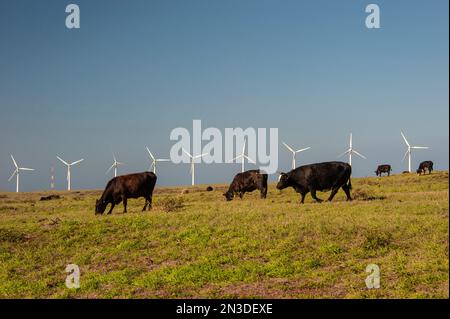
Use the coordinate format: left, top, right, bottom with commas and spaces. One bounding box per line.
347, 165, 352, 190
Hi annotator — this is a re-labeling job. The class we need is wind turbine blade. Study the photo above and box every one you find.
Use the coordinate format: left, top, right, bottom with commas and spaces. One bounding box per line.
19, 168, 34, 171
338, 150, 350, 158
71, 159, 84, 166
156, 159, 170, 162
8, 169, 18, 181
402, 150, 409, 162
296, 147, 311, 153
411, 146, 429, 149
400, 131, 410, 147
116, 161, 125, 165
349, 133, 353, 148
106, 163, 115, 174
10, 155, 18, 168
282, 141, 295, 153
56, 156, 69, 166
146, 147, 155, 161
113, 154, 117, 162
182, 148, 192, 158
191, 153, 206, 160
243, 155, 256, 164
229, 155, 243, 162
352, 150, 366, 159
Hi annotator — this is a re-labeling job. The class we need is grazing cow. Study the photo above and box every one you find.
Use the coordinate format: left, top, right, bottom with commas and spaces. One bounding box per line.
417, 161, 434, 175
95, 172, 157, 215
223, 169, 268, 201
375, 164, 392, 177
277, 161, 352, 203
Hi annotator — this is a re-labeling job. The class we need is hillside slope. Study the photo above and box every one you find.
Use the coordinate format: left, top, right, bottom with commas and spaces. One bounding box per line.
0, 172, 448, 298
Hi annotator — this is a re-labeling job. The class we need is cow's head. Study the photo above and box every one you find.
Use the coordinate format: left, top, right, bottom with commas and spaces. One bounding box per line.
276, 172, 290, 190
223, 191, 234, 201
95, 199, 107, 214
375, 170, 379, 176
416, 168, 423, 176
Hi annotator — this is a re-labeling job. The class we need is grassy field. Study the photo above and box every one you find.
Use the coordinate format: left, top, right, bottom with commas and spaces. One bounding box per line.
0, 171, 448, 299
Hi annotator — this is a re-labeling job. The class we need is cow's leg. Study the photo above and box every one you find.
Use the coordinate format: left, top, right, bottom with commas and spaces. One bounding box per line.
122, 197, 128, 213
300, 192, 306, 204
309, 187, 322, 203
142, 199, 148, 211
146, 195, 153, 211
239, 192, 243, 199
342, 184, 352, 201
260, 187, 267, 199
107, 203, 115, 215
327, 188, 340, 202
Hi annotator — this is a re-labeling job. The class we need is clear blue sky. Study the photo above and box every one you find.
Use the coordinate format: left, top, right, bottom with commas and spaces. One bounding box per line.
0, 0, 448, 191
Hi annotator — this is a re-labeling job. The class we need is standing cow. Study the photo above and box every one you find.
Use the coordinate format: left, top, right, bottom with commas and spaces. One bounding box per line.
95, 172, 157, 215
277, 161, 352, 203
223, 169, 268, 201
375, 164, 392, 177
417, 161, 434, 175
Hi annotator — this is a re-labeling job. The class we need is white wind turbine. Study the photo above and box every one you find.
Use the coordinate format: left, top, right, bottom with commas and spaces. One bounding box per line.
338, 133, 366, 166
401, 131, 429, 173
56, 156, 84, 191
282, 141, 311, 170
182, 148, 208, 186
146, 147, 170, 174
106, 154, 124, 177
8, 155, 34, 193
228, 139, 256, 172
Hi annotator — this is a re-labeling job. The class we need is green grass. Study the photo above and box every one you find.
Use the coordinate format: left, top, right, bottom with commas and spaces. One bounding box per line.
0, 172, 448, 298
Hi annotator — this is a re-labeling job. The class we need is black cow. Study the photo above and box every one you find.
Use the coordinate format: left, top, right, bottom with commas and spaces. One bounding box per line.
95, 172, 157, 215
276, 161, 352, 203
223, 169, 268, 201
417, 161, 434, 175
375, 164, 392, 177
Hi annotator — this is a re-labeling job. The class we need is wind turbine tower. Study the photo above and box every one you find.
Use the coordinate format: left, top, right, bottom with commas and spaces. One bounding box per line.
146, 147, 170, 175
8, 155, 34, 193
229, 139, 256, 172
401, 131, 429, 173
281, 141, 311, 170
338, 133, 366, 166
182, 148, 207, 186
56, 156, 84, 191
106, 154, 124, 177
